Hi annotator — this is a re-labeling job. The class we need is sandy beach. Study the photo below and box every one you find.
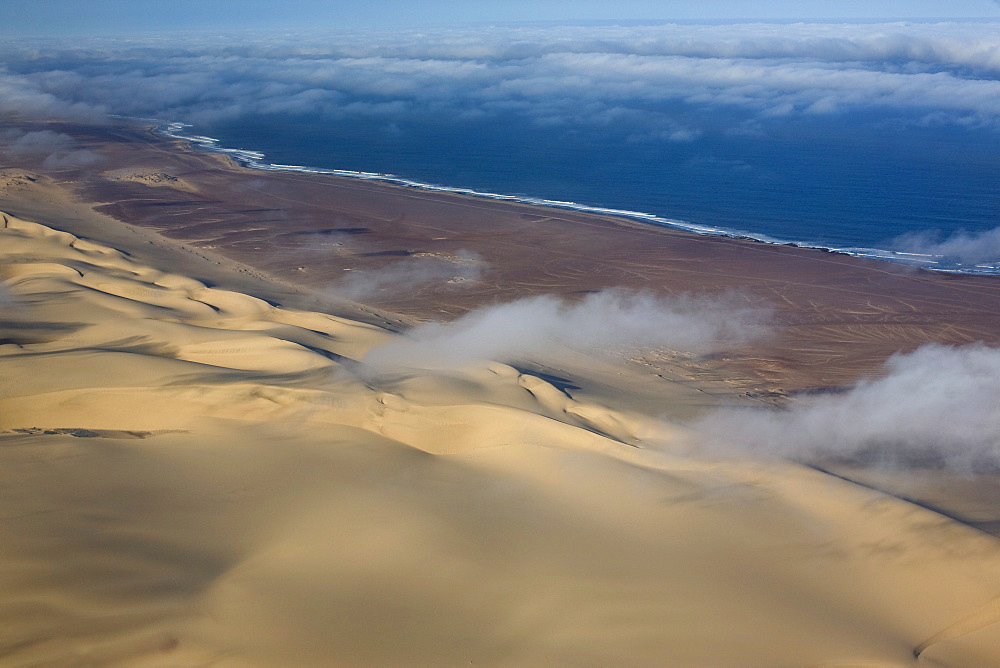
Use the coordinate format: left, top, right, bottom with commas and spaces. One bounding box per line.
3, 116, 1000, 665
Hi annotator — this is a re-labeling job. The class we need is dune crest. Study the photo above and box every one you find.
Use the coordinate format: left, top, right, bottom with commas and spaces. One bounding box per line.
3, 211, 1000, 665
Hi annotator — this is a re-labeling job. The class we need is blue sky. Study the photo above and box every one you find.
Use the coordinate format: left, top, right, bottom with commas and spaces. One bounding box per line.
2, 0, 1000, 35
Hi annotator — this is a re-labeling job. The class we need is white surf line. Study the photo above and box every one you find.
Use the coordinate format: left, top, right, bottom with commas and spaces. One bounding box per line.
150, 119, 1000, 276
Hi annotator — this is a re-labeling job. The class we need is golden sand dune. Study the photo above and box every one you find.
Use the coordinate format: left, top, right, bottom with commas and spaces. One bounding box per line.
3, 211, 1000, 665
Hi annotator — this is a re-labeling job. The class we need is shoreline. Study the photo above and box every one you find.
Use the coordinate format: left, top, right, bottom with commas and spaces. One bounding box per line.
4, 114, 1000, 397
156, 119, 1000, 276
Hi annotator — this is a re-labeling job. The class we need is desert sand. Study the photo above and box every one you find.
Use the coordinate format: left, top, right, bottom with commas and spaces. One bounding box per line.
3, 118, 1000, 665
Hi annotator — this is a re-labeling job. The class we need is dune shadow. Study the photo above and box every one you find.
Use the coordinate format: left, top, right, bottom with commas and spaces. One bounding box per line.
510, 365, 581, 392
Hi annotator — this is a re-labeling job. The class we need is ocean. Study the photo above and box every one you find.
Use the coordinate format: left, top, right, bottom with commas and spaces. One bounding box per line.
163, 111, 1000, 274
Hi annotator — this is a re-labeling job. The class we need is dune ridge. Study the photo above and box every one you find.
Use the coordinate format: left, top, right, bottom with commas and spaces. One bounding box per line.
3, 210, 1000, 665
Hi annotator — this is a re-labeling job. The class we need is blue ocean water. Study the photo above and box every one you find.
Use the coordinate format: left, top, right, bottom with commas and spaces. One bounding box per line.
166, 112, 1000, 273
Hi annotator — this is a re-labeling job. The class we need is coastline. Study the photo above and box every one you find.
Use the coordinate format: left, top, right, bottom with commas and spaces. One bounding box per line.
3, 114, 1000, 664
6, 115, 999, 395
157, 120, 1000, 276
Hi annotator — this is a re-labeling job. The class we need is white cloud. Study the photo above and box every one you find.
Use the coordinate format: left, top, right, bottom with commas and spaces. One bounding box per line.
0, 68, 107, 120
1, 21, 1000, 128
4, 129, 76, 155
893, 226, 1000, 266
693, 344, 1000, 472
0, 128, 104, 169
362, 289, 768, 372
331, 250, 485, 301
1, 129, 104, 169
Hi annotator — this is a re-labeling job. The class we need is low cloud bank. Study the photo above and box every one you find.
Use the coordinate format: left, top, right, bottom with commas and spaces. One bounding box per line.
893, 226, 1000, 266
362, 289, 767, 372
331, 250, 484, 301
2, 21, 1000, 128
693, 344, 1000, 472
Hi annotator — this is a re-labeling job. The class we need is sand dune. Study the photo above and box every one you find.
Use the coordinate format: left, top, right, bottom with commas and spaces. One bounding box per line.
3, 210, 1000, 665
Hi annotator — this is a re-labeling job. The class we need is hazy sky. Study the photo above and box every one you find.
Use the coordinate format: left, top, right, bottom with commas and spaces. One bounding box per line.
3, 0, 1000, 36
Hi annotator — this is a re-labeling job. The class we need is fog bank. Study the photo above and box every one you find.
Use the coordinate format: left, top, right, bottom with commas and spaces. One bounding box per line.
694, 344, 1000, 472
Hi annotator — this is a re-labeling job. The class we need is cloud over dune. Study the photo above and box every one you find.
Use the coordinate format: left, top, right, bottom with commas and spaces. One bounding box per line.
362, 289, 767, 372
694, 344, 1000, 472
1, 21, 1000, 129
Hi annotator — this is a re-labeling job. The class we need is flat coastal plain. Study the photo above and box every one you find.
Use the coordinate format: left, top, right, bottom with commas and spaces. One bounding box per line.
2, 116, 1000, 665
